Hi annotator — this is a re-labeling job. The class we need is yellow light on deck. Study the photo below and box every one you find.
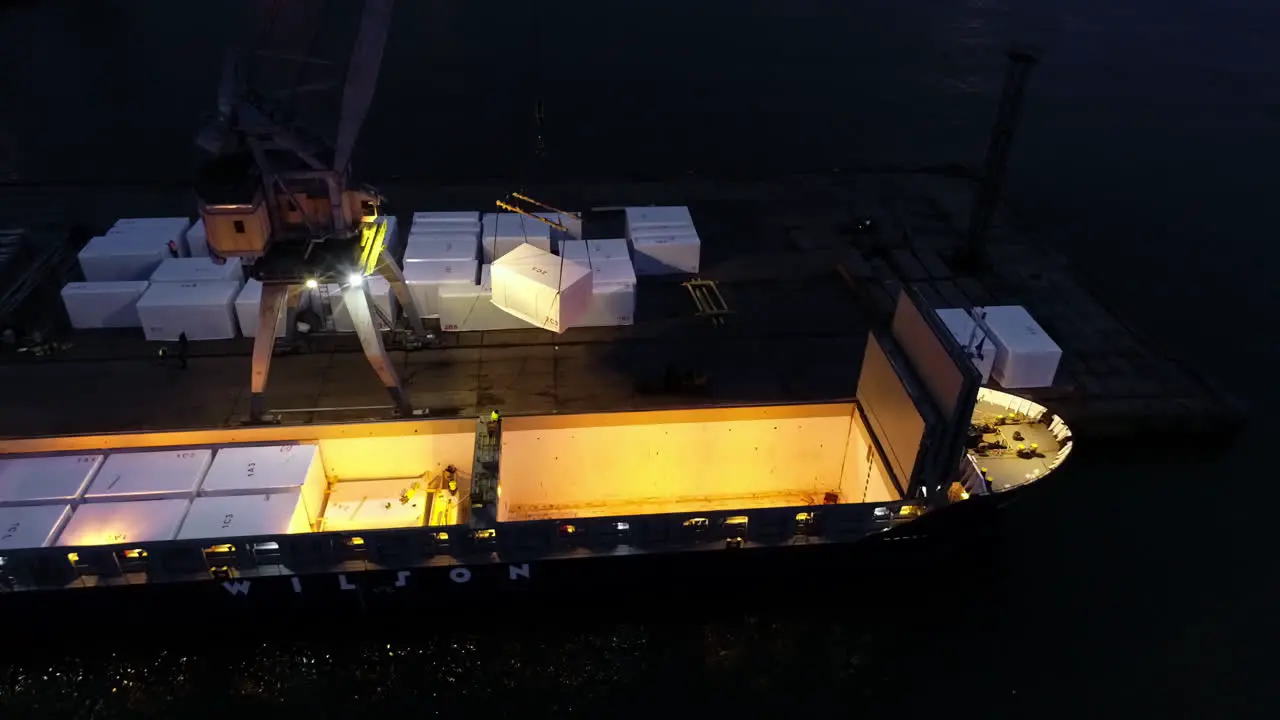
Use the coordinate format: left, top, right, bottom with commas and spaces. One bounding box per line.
66, 552, 79, 564
960, 492, 971, 500
434, 532, 449, 541
121, 548, 147, 559
474, 528, 496, 539
205, 544, 235, 554
346, 536, 365, 546
305, 278, 319, 289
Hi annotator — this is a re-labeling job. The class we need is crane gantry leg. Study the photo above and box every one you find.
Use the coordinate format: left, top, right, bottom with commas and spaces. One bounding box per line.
249, 282, 291, 424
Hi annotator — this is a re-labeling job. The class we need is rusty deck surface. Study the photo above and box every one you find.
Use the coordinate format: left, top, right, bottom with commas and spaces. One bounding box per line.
0, 173, 1246, 442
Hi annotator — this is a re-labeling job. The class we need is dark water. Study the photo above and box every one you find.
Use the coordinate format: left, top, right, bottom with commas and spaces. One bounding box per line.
2, 0, 1277, 716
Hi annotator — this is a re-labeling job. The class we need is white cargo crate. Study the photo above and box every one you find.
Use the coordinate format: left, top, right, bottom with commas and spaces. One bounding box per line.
403, 260, 478, 317
573, 257, 637, 327
490, 244, 592, 333
199, 445, 327, 526
0, 505, 74, 550
403, 235, 479, 263
976, 305, 1063, 389
322, 478, 432, 532
78, 234, 172, 282
234, 279, 289, 338
630, 231, 701, 275
83, 449, 213, 503
148, 257, 243, 284
624, 206, 694, 233
61, 281, 150, 329
0, 454, 103, 507
56, 498, 191, 546
178, 490, 313, 540
136, 280, 242, 341
438, 265, 537, 332
187, 220, 209, 258
587, 238, 630, 262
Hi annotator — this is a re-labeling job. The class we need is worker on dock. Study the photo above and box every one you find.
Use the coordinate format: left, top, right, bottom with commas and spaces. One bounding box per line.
177, 332, 189, 370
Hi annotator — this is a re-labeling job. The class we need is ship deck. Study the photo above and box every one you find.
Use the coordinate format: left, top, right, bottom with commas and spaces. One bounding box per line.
0, 173, 1247, 443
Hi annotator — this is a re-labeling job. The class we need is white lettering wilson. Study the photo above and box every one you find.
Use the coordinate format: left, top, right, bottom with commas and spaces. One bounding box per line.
223, 581, 252, 596
449, 568, 472, 584
509, 564, 530, 580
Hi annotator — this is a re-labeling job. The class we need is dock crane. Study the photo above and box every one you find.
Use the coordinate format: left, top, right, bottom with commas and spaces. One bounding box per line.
194, 0, 427, 424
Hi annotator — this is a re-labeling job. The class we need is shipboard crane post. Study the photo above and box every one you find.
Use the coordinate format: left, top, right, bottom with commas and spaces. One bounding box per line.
195, 0, 427, 424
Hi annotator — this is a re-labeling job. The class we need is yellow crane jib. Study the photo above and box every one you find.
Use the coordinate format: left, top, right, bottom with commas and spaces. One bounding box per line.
494, 200, 568, 233
357, 218, 388, 276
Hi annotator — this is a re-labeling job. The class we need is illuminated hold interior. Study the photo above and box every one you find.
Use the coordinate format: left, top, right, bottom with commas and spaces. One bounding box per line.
0, 403, 902, 552
967, 387, 1074, 492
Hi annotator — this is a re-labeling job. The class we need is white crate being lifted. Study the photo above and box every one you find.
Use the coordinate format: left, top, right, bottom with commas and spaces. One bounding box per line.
148, 257, 243, 284
61, 281, 150, 329
136, 280, 243, 341
490, 244, 592, 333
78, 235, 173, 282
322, 478, 432, 532
234, 279, 289, 338
976, 305, 1063, 389
199, 444, 327, 527
438, 265, 537, 332
178, 491, 314, 540
0, 505, 74, 550
56, 498, 191, 547
0, 454, 104, 507
935, 308, 996, 384
404, 260, 478, 318
82, 449, 214, 503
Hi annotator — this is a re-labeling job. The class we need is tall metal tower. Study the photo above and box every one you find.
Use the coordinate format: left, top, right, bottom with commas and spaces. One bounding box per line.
963, 49, 1038, 260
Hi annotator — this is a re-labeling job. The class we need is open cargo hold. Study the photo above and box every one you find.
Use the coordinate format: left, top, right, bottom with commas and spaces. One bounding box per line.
148, 257, 243, 284
403, 235, 479, 263
322, 478, 434, 532
61, 281, 149, 329
78, 235, 173, 282
136, 280, 242, 341
481, 212, 552, 262
404, 260, 478, 318
0, 454, 104, 506
935, 308, 996, 384
82, 449, 213, 503
318, 277, 395, 332
56, 498, 191, 546
235, 279, 289, 338
490, 244, 592, 333
976, 305, 1063, 389
198, 444, 328, 527
438, 265, 536, 332
574, 256, 637, 327
178, 491, 313, 539
0, 504, 74, 550
497, 404, 898, 522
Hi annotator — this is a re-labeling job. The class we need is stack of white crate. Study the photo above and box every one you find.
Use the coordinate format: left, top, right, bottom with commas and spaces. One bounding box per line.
322, 478, 431, 531
401, 211, 481, 319
560, 239, 638, 327
489, 243, 592, 333
481, 212, 552, 263
623, 206, 701, 275
148, 257, 243, 284
61, 281, 150, 329
66, 217, 196, 330
183, 444, 326, 538
438, 264, 536, 332
105, 217, 192, 256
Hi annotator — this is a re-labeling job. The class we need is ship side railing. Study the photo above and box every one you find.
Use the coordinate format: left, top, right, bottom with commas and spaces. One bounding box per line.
0, 501, 924, 593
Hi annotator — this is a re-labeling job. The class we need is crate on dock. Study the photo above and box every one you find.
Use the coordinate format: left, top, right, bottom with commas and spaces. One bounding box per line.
56, 498, 191, 546
106, 218, 191, 256
148, 257, 243, 284
0, 454, 103, 507
321, 478, 432, 532
587, 238, 630, 262
78, 235, 172, 282
82, 449, 213, 503
0, 505, 73, 550
481, 213, 552, 262
199, 445, 327, 527
61, 280, 150, 329
438, 265, 536, 332
234, 279, 288, 338
135, 280, 242, 341
403, 260, 478, 318
490, 243, 592, 333
177, 490, 313, 540
573, 256, 637, 328
403, 235, 479, 264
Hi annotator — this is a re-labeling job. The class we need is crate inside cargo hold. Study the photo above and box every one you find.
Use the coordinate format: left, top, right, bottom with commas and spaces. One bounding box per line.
199, 444, 327, 526
177, 490, 313, 540
0, 454, 103, 507
322, 478, 433, 532
56, 498, 191, 546
82, 449, 213, 503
